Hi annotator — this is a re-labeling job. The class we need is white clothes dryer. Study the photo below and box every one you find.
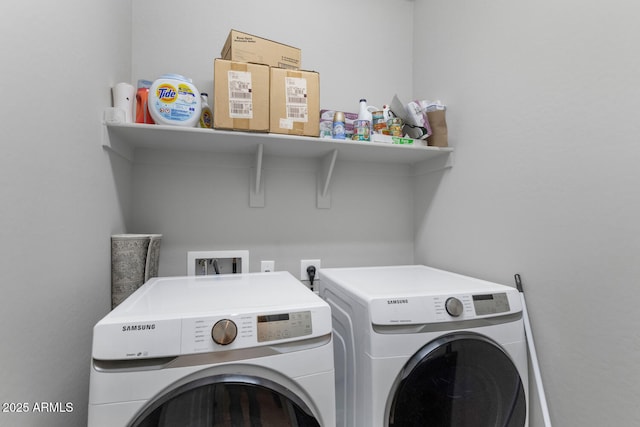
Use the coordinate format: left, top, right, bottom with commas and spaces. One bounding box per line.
318, 265, 528, 427
89, 272, 336, 427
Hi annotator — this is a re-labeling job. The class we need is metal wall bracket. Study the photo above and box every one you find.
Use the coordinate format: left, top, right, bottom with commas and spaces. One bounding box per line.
317, 149, 338, 209
412, 149, 455, 176
249, 144, 265, 207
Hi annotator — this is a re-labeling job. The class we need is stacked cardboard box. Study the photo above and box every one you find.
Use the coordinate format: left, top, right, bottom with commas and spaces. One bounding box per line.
222, 29, 301, 70
213, 59, 269, 132
270, 68, 319, 137
214, 30, 319, 137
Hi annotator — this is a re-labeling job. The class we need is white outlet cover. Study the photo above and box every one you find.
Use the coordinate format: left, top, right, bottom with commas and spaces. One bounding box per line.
261, 260, 275, 272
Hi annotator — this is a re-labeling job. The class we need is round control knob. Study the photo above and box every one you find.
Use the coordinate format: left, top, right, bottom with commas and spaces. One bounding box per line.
211, 319, 237, 345
445, 297, 464, 317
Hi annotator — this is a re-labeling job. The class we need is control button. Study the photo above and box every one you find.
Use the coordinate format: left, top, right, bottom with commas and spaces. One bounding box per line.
445, 297, 464, 317
211, 319, 238, 345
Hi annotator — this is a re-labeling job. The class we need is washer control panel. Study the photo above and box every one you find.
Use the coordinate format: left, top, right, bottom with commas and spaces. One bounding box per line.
211, 319, 238, 345
433, 295, 474, 320
257, 311, 312, 342
182, 310, 313, 354
445, 297, 464, 317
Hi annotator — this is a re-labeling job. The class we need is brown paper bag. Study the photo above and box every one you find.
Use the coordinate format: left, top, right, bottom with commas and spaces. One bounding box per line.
426, 110, 448, 147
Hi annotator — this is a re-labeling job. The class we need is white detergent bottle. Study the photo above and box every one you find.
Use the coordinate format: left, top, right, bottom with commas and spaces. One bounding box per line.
149, 74, 201, 127
358, 98, 373, 122
199, 93, 213, 128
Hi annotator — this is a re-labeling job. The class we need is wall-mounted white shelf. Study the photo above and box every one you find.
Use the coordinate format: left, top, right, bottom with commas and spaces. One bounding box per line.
102, 122, 454, 208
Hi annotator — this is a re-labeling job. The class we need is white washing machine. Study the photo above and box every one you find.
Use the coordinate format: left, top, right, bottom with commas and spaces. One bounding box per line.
318, 265, 528, 427
89, 271, 336, 427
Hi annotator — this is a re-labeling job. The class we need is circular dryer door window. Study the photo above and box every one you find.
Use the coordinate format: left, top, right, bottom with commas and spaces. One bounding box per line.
130, 374, 321, 427
387, 332, 526, 427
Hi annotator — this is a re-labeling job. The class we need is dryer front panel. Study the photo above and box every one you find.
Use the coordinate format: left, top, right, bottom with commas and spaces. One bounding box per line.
386, 332, 526, 427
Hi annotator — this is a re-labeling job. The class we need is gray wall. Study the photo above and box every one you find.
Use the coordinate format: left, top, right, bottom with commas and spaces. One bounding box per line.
132, 150, 415, 276
129, 0, 418, 277
131, 0, 415, 113
0, 1, 416, 426
3, 0, 638, 426
413, 0, 640, 426
0, 0, 131, 426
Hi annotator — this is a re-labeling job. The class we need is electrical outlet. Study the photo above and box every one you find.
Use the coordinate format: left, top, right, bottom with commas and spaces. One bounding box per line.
187, 250, 249, 276
261, 260, 275, 272
300, 259, 321, 282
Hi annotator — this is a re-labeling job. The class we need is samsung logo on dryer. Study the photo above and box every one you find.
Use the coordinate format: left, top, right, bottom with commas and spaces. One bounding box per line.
122, 324, 156, 332
387, 299, 409, 305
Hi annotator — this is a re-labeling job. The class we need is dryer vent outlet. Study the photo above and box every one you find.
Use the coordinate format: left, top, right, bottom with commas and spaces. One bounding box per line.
187, 250, 249, 276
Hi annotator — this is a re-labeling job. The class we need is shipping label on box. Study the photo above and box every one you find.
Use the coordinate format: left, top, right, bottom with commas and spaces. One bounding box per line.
222, 29, 301, 69
285, 76, 308, 123
213, 59, 269, 132
227, 70, 253, 118
270, 68, 319, 137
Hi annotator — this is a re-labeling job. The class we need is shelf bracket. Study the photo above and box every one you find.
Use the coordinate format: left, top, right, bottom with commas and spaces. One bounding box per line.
317, 149, 338, 209
412, 150, 455, 176
250, 143, 265, 208
102, 121, 134, 162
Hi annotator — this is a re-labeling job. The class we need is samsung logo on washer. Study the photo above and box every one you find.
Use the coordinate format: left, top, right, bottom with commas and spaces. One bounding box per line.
387, 299, 409, 305
122, 324, 156, 332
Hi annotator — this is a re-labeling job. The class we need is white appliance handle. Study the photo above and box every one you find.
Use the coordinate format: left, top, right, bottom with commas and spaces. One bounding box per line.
516, 274, 553, 427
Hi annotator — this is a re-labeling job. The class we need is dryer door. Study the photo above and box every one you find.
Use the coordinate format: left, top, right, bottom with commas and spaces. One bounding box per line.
387, 332, 526, 427
130, 374, 320, 427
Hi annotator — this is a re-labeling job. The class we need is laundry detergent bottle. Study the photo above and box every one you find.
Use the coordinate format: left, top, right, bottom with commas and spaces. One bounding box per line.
358, 98, 373, 122
199, 93, 213, 128
148, 74, 201, 127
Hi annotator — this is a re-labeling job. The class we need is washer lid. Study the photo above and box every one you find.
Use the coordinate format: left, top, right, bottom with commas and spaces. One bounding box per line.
108, 271, 325, 319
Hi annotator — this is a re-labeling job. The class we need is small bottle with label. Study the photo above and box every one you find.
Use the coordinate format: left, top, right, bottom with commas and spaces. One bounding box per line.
199, 93, 213, 129
382, 104, 392, 121
358, 98, 372, 122
135, 80, 155, 124
355, 99, 372, 141
332, 111, 346, 139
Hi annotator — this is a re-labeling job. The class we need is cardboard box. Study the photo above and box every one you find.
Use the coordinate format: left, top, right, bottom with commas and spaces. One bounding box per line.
213, 59, 270, 132
270, 68, 320, 137
222, 29, 301, 70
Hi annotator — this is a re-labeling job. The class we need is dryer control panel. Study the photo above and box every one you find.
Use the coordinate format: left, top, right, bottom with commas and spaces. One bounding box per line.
370, 290, 520, 325
472, 293, 511, 315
